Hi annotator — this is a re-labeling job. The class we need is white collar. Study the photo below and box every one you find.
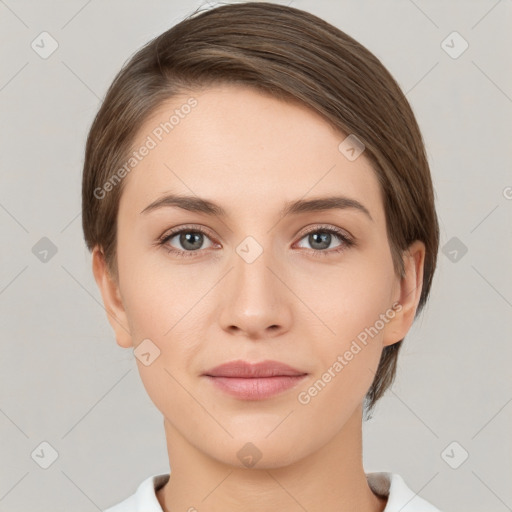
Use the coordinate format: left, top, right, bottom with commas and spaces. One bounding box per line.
104, 471, 442, 511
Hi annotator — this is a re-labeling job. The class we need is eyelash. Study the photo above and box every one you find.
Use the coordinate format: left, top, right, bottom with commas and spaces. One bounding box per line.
156, 224, 355, 259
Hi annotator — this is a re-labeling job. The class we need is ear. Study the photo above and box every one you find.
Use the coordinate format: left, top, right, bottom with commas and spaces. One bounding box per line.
91, 246, 133, 348
382, 240, 426, 347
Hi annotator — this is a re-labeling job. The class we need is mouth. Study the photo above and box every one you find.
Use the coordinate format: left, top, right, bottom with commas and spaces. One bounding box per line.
202, 359, 308, 400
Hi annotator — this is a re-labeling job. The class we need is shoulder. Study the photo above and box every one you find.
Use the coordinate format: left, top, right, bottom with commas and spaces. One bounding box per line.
366, 472, 444, 511
103, 473, 170, 512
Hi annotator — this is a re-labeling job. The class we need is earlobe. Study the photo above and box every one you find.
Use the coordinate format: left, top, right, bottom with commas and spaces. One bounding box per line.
382, 240, 426, 347
91, 246, 133, 348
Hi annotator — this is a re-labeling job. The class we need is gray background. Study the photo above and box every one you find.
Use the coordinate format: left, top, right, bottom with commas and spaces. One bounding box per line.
1, 0, 511, 510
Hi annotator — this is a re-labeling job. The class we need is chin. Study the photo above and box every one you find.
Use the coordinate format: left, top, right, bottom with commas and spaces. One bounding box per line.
203, 434, 309, 470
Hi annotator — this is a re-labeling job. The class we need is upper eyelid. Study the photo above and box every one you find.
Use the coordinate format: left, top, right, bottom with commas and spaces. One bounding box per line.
162, 224, 217, 242
300, 224, 350, 237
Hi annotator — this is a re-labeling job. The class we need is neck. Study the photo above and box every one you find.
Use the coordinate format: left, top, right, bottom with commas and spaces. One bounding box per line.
157, 403, 387, 512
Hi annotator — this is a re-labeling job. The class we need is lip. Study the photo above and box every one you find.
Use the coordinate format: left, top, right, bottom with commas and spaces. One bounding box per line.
203, 359, 307, 378
202, 360, 308, 400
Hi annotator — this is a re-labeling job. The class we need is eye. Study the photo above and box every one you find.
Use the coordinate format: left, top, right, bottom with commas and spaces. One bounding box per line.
158, 225, 217, 258
294, 225, 354, 257
157, 224, 355, 259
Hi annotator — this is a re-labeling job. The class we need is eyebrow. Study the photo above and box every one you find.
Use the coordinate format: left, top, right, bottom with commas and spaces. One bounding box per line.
140, 193, 373, 222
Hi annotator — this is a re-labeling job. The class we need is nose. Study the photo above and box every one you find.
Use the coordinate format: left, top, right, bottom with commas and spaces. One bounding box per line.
218, 241, 292, 339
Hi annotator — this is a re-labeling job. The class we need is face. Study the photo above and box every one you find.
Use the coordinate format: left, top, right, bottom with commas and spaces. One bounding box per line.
94, 84, 424, 469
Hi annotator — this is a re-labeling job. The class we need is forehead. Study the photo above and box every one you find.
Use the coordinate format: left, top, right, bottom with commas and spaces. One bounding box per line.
119, 84, 383, 222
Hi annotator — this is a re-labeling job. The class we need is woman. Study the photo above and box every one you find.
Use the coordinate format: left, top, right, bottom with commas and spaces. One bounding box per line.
82, 2, 442, 511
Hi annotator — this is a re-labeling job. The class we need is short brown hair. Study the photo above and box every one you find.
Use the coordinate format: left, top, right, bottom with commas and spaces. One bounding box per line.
82, 1, 439, 418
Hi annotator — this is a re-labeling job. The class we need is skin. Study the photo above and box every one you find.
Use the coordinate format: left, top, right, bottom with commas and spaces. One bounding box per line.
92, 84, 425, 512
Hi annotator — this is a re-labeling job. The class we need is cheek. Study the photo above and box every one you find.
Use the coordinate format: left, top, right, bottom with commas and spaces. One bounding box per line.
121, 266, 205, 364
123, 279, 205, 419
117, 238, 202, 335
314, 257, 396, 345
118, 253, 211, 381
307, 253, 397, 397
297, 286, 394, 424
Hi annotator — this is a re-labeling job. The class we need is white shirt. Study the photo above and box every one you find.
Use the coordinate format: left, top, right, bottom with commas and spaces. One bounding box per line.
103, 472, 443, 511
